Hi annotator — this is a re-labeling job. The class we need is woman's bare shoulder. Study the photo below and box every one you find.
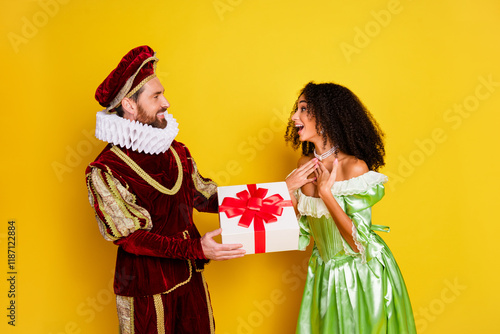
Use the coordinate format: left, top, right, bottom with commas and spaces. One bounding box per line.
340, 156, 369, 179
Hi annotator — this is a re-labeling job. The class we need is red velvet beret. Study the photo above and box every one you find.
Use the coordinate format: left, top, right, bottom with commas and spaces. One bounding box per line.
95, 45, 158, 110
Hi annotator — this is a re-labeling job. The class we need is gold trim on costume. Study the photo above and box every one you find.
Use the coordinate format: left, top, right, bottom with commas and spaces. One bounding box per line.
131, 298, 134, 334
117, 295, 135, 334
87, 171, 121, 240
201, 273, 215, 334
130, 297, 135, 334
106, 165, 131, 191
161, 259, 193, 295
86, 172, 115, 241
103, 168, 151, 231
190, 158, 217, 199
87, 167, 153, 241
126, 74, 157, 98
153, 294, 165, 334
160, 231, 193, 295
110, 145, 183, 196
104, 172, 143, 232
107, 55, 158, 111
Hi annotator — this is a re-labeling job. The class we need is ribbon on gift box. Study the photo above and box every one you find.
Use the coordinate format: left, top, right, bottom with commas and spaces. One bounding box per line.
219, 184, 293, 253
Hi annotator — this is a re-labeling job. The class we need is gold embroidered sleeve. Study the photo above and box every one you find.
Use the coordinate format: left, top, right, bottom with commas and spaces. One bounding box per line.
190, 158, 217, 199
86, 167, 152, 241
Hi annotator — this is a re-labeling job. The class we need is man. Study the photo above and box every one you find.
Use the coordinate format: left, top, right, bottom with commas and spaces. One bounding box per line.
85, 45, 245, 333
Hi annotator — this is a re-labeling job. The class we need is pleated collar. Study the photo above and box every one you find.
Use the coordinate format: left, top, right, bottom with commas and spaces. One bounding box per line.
94, 110, 179, 155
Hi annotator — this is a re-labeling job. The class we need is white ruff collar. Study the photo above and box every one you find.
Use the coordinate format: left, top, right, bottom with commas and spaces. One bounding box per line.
94, 110, 179, 155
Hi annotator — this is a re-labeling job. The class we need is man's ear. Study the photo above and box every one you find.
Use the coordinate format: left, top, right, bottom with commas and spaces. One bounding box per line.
121, 97, 137, 120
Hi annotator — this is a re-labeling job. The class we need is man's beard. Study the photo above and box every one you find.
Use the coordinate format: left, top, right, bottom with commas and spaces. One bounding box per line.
136, 104, 168, 129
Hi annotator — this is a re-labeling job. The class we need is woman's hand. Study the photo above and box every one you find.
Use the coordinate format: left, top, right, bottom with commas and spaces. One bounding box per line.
315, 159, 338, 198
285, 158, 318, 193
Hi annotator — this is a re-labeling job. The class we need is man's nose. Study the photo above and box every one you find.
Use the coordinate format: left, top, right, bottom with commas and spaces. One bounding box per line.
161, 96, 170, 108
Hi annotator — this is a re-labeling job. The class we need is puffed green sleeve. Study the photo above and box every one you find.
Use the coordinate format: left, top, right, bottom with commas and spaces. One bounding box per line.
341, 183, 386, 263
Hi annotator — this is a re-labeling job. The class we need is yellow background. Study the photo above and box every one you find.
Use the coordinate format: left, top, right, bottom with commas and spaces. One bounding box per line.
1, 0, 499, 333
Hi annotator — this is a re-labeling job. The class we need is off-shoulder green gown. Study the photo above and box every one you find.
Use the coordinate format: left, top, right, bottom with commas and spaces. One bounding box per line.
295, 171, 416, 334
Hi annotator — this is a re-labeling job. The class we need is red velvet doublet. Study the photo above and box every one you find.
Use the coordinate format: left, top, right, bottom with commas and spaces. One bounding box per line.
86, 140, 218, 297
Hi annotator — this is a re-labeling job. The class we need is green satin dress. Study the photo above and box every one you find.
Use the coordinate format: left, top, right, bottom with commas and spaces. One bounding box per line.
295, 171, 416, 334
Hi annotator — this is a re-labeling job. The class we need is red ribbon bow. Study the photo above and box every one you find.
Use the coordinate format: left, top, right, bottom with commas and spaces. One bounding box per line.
219, 184, 293, 253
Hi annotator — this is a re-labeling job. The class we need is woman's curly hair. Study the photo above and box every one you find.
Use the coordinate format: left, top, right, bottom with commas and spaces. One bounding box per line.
284, 82, 385, 171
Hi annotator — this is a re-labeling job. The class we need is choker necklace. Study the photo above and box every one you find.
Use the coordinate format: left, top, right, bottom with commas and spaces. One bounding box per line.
314, 145, 338, 161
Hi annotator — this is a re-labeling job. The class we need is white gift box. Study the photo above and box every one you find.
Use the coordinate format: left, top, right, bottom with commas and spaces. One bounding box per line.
217, 182, 299, 255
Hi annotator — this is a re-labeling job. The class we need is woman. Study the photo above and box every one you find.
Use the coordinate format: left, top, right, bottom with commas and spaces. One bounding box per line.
285, 82, 416, 334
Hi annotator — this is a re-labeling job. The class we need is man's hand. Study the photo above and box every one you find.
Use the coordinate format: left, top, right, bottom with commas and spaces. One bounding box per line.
201, 228, 246, 261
